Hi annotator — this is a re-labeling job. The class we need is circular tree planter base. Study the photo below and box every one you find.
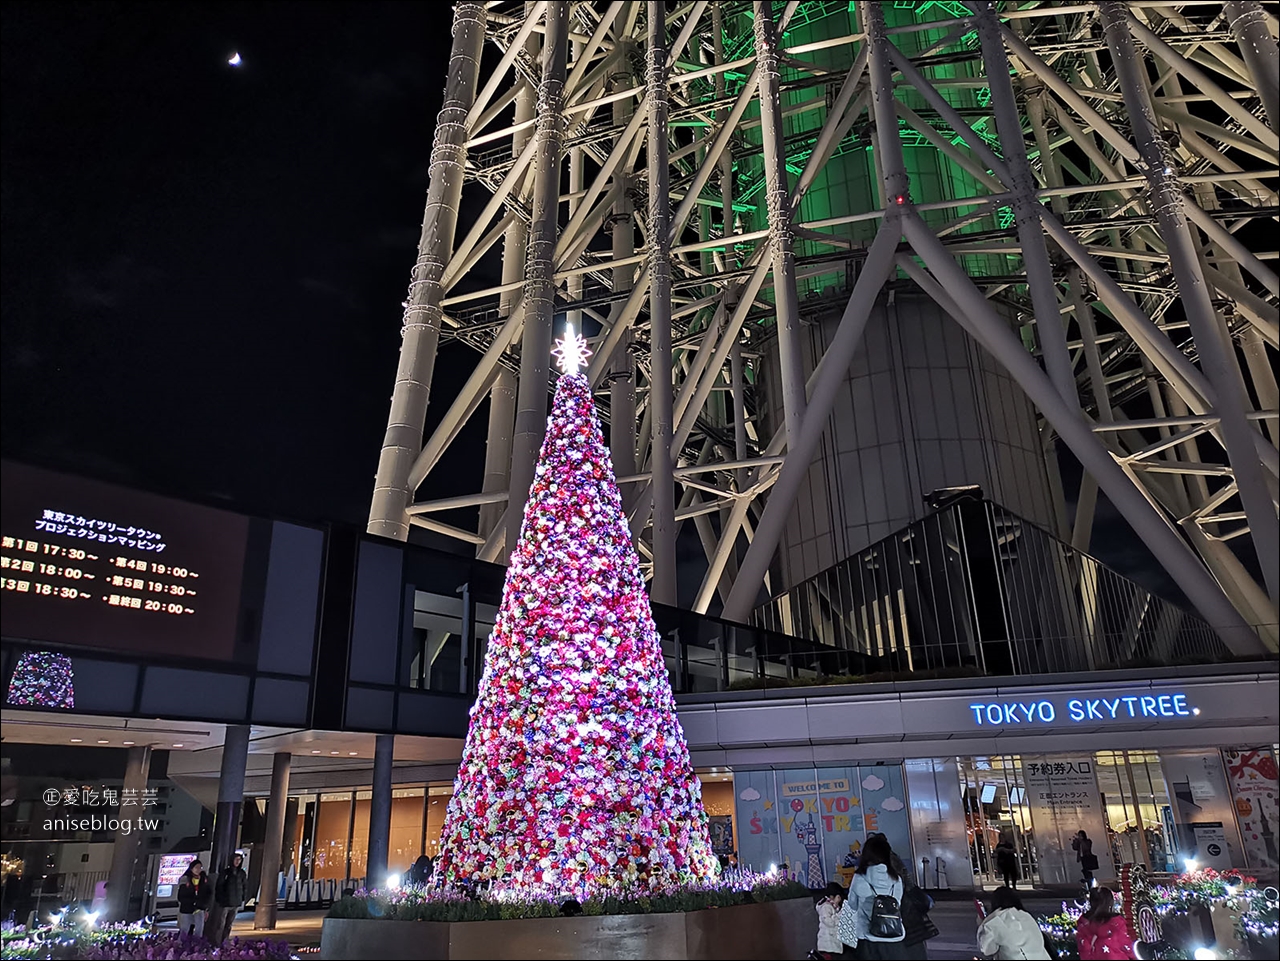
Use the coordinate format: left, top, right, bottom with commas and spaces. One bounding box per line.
320, 897, 817, 960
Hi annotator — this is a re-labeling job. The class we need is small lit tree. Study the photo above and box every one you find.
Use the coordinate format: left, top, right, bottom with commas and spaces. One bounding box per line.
7, 651, 75, 709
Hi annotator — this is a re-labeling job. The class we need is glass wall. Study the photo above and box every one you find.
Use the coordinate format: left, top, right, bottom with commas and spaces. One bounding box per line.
276, 774, 741, 882
752, 499, 1229, 676
265, 747, 1275, 891
935, 748, 1268, 890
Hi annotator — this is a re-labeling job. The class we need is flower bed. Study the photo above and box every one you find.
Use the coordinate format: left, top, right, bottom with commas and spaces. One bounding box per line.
0, 919, 294, 961
327, 874, 810, 923
1038, 869, 1279, 961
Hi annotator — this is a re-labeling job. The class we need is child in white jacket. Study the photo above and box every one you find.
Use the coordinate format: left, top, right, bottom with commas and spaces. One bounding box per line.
977, 886, 1051, 960
813, 882, 847, 959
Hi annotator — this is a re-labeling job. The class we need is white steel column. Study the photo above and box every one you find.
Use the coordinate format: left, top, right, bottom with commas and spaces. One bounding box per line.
753, 0, 807, 441
1100, 1, 1279, 608
480, 369, 516, 553
646, 4, 677, 605
976, 2, 1075, 408
369, 3, 486, 539
1224, 0, 1280, 130
508, 1, 570, 551
609, 48, 638, 513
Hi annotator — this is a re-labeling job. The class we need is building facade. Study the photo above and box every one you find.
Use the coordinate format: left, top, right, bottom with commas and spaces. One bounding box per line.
2, 461, 1276, 921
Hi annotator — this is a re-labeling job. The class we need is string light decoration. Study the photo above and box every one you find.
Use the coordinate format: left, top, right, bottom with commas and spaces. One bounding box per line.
6, 651, 75, 709
434, 341, 719, 899
1038, 869, 1280, 959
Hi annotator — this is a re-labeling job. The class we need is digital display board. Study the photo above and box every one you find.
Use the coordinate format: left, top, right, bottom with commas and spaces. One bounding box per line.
1, 462, 251, 661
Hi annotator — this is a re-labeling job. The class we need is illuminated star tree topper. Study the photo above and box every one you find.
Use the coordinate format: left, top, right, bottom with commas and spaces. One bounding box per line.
551, 322, 591, 376
434, 321, 718, 899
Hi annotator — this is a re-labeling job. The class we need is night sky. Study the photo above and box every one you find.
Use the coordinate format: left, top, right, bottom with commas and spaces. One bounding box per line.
1, 2, 1193, 602
1, 2, 473, 528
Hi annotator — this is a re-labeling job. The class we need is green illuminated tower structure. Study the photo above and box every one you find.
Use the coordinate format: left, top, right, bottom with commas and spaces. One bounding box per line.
369, 2, 1277, 656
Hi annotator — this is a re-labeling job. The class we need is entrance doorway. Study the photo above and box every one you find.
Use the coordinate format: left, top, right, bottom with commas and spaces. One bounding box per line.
958, 755, 1039, 889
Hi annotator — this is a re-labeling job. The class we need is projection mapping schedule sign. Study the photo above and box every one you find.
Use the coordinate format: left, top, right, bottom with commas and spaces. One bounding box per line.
1, 462, 251, 661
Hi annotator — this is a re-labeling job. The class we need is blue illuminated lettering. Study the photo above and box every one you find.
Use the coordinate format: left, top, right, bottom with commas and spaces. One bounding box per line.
969, 691, 1192, 727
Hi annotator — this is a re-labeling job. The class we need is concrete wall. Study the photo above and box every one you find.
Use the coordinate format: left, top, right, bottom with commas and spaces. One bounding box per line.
761, 294, 1059, 590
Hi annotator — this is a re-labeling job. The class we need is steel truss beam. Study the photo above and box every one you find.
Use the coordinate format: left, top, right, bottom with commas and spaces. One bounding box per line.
371, 1, 1278, 652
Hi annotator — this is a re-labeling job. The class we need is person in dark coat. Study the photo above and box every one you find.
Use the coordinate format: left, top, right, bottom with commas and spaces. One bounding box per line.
176, 859, 212, 937
890, 848, 939, 959
211, 853, 248, 943
1072, 831, 1099, 885
995, 836, 1020, 890
407, 855, 434, 887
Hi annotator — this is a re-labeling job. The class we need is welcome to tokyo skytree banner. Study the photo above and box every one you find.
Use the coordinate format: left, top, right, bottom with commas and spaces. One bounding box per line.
734, 766, 912, 887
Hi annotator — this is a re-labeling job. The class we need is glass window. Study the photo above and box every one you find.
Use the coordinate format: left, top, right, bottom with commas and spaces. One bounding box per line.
313, 793, 352, 881
349, 791, 372, 881
389, 788, 425, 876
1095, 750, 1174, 873
424, 785, 454, 859
409, 591, 468, 694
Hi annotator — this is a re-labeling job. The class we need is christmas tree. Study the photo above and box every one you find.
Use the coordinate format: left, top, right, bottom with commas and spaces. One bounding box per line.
7, 651, 75, 709
435, 326, 719, 899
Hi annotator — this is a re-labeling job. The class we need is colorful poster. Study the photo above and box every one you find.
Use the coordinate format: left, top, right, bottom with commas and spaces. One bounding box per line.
708, 815, 735, 857
733, 765, 911, 887
1022, 755, 1111, 885
1224, 748, 1280, 871
1161, 751, 1246, 869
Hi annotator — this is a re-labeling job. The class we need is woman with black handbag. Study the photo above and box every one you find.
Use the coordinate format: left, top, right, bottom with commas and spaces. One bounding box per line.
891, 850, 940, 958
1071, 831, 1099, 885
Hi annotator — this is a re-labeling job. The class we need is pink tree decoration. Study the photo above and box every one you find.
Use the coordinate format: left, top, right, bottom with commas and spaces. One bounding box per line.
435, 337, 719, 898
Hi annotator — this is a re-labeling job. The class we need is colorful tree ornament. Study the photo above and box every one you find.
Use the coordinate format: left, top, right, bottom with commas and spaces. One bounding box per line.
435, 325, 719, 899
7, 651, 75, 709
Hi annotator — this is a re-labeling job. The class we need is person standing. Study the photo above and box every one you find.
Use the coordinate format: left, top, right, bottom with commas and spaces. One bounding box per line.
890, 849, 939, 958
1072, 830, 1099, 885
211, 853, 248, 943
1075, 886, 1136, 960
176, 859, 211, 938
839, 834, 907, 960
977, 886, 1051, 960
995, 835, 1020, 890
